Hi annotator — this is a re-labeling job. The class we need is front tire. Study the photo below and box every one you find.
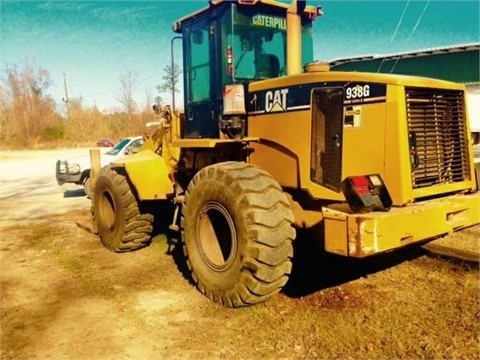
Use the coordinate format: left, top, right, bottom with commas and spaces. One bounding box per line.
181, 162, 295, 307
94, 166, 153, 252
83, 176, 93, 199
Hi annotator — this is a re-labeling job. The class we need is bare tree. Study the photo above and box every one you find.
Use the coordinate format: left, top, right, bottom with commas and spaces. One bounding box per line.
117, 66, 138, 121
156, 63, 181, 108
154, 95, 163, 107
0, 87, 9, 141
2, 60, 58, 145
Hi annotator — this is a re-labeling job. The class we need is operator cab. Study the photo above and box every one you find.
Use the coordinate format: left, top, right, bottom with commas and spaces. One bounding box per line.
173, 0, 319, 138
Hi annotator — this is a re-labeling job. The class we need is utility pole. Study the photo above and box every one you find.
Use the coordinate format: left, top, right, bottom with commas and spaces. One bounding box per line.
63, 72, 71, 121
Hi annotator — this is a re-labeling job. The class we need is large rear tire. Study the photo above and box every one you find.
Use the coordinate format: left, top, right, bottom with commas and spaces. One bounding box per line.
181, 161, 295, 307
94, 166, 153, 252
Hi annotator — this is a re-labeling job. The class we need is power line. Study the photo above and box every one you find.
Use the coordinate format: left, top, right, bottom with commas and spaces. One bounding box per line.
389, 0, 431, 74
378, 0, 411, 72
390, 0, 410, 43
408, 0, 431, 40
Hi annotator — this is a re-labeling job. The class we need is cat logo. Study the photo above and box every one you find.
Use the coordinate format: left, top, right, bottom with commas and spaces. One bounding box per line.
265, 88, 288, 112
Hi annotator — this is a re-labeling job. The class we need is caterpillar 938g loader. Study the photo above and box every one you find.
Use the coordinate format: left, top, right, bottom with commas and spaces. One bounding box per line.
92, 0, 480, 307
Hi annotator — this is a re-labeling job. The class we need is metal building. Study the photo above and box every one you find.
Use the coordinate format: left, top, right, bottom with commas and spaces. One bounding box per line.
329, 43, 480, 143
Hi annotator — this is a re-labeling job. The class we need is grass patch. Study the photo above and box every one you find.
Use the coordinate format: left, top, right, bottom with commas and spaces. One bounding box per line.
161, 254, 480, 360
3, 211, 479, 359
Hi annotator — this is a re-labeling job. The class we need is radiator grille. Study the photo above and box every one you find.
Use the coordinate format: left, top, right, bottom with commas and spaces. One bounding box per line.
405, 87, 470, 189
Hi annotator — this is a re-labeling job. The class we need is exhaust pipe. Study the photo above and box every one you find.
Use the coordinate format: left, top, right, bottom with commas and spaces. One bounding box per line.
286, 0, 306, 75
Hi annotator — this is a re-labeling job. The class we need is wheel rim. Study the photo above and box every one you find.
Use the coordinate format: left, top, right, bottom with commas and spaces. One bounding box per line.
98, 188, 116, 232
197, 201, 237, 271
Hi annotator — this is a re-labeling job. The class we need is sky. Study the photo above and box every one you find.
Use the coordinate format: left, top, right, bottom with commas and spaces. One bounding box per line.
1, 0, 479, 113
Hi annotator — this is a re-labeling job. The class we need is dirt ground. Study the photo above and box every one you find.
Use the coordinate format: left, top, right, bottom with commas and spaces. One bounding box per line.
0, 149, 479, 359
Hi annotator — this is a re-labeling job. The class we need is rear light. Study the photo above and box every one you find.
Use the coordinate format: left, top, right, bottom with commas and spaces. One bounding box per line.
341, 174, 392, 213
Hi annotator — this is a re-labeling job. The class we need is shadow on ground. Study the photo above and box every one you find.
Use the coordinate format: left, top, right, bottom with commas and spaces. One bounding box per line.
147, 202, 196, 285
282, 223, 428, 298
149, 208, 431, 300
63, 189, 86, 198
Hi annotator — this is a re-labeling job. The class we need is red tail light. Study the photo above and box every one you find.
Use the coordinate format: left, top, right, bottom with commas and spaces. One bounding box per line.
341, 174, 392, 213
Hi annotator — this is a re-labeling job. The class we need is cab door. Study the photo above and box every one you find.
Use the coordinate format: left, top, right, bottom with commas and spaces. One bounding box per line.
184, 19, 217, 138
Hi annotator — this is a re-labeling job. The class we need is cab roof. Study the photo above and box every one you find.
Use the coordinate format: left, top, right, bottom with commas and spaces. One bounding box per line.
172, 0, 321, 33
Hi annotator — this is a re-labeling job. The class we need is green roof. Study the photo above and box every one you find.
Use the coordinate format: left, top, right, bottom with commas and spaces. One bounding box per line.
329, 43, 480, 84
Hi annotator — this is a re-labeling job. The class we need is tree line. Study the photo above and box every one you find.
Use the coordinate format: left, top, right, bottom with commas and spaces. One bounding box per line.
0, 60, 181, 149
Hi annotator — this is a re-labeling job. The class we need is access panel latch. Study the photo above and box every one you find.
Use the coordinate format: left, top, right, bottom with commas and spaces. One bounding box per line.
341, 174, 393, 213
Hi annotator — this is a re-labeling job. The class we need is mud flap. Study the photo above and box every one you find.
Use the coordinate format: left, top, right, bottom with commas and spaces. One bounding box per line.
111, 149, 174, 200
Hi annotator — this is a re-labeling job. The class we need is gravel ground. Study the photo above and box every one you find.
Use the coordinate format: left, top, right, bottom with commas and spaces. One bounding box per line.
0, 148, 92, 221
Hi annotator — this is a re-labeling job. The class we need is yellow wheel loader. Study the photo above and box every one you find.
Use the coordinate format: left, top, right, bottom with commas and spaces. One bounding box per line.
92, 0, 480, 307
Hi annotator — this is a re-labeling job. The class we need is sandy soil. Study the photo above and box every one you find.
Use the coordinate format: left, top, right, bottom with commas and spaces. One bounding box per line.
0, 148, 204, 359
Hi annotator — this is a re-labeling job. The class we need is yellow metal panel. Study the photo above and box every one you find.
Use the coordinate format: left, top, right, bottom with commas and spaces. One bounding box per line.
249, 71, 466, 92
324, 211, 348, 255
249, 109, 309, 188
412, 182, 478, 199
112, 150, 174, 201
249, 109, 344, 200
342, 102, 386, 178
323, 192, 480, 257
383, 85, 413, 205
286, 5, 302, 75
382, 83, 477, 204
248, 71, 471, 204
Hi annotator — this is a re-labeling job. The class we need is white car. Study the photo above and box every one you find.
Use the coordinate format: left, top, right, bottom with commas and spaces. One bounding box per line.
55, 136, 144, 198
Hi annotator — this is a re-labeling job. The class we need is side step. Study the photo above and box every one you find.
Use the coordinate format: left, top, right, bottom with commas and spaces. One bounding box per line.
168, 195, 184, 232
167, 195, 184, 254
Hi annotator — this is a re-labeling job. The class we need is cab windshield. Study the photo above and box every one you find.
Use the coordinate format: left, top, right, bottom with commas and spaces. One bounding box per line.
183, 2, 315, 104
227, 5, 314, 82
179, 1, 317, 138
231, 13, 286, 80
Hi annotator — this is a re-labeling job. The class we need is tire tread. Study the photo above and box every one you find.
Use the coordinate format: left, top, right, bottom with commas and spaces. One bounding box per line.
95, 166, 154, 252
182, 161, 295, 307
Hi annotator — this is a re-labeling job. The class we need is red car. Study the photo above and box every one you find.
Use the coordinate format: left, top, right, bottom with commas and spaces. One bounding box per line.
96, 139, 115, 147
